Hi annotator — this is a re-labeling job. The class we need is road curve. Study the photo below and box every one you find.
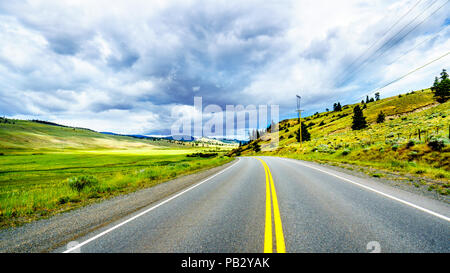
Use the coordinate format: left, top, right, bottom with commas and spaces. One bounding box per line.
60, 156, 450, 253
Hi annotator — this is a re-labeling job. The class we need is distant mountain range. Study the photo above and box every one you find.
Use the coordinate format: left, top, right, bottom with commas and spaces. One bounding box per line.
100, 132, 241, 145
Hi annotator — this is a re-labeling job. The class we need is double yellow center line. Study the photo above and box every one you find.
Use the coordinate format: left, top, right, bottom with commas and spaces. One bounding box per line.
254, 157, 286, 253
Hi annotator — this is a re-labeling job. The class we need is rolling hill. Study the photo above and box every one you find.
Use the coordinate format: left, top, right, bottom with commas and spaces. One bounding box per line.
0, 119, 192, 154
0, 119, 234, 227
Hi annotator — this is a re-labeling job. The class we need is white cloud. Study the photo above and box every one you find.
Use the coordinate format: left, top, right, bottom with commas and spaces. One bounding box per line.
0, 0, 449, 134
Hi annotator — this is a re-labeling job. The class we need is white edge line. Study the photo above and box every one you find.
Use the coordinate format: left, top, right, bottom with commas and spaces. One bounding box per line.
63, 158, 241, 253
279, 157, 450, 222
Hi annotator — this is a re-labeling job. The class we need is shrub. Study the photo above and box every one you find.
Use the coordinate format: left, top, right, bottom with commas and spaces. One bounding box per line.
341, 149, 351, 156
186, 152, 218, 158
314, 144, 334, 154
58, 196, 70, 204
406, 139, 415, 148
427, 138, 447, 151
392, 144, 399, 151
68, 175, 99, 193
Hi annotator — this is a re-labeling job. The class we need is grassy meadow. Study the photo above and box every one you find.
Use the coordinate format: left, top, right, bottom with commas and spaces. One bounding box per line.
234, 89, 450, 195
0, 120, 233, 227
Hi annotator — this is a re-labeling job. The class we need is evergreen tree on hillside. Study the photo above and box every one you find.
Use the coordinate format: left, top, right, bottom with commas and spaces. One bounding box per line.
333, 102, 342, 111
252, 142, 261, 152
376, 111, 385, 123
442, 69, 449, 80
351, 105, 367, 130
366, 95, 369, 103
295, 122, 311, 142
433, 76, 440, 89
431, 69, 450, 103
375, 92, 380, 101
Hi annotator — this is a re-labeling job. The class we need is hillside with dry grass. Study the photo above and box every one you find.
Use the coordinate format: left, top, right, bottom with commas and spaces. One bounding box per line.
232, 89, 449, 195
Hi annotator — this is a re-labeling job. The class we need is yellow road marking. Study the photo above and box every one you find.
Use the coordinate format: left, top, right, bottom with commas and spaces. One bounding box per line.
254, 157, 286, 253
267, 163, 286, 253
263, 163, 273, 253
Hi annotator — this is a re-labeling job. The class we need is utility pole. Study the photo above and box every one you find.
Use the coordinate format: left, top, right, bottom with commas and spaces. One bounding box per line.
296, 95, 303, 146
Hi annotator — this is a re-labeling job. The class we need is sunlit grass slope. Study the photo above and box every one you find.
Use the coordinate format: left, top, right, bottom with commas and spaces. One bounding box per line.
0, 119, 184, 154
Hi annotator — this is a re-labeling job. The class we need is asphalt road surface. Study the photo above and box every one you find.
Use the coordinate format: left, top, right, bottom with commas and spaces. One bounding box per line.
61, 156, 450, 253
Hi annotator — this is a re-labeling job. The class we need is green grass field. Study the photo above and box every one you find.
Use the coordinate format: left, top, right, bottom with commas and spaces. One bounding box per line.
0, 120, 233, 227
235, 89, 450, 195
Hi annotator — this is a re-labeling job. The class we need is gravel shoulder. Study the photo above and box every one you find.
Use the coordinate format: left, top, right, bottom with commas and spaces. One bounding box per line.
291, 158, 449, 204
0, 159, 236, 253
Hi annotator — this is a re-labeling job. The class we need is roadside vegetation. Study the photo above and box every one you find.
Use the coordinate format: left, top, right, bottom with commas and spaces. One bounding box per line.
231, 70, 450, 196
0, 120, 233, 228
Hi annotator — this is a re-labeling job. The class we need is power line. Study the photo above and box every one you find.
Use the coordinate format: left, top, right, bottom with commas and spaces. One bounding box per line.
335, 0, 423, 83
372, 0, 449, 61
338, 0, 447, 85
358, 50, 450, 100
338, 0, 441, 84
387, 29, 445, 65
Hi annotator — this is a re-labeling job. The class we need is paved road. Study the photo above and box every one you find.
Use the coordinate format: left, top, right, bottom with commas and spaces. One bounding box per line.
61, 157, 450, 253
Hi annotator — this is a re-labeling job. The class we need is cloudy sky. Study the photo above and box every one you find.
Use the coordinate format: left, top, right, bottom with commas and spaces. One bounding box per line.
0, 0, 449, 136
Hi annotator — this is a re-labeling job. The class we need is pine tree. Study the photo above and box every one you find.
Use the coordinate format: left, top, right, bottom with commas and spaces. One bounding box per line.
333, 102, 342, 111
431, 70, 450, 103
375, 92, 380, 101
441, 69, 449, 80
295, 122, 311, 142
252, 142, 261, 152
352, 105, 368, 130
376, 111, 385, 123
366, 95, 369, 103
